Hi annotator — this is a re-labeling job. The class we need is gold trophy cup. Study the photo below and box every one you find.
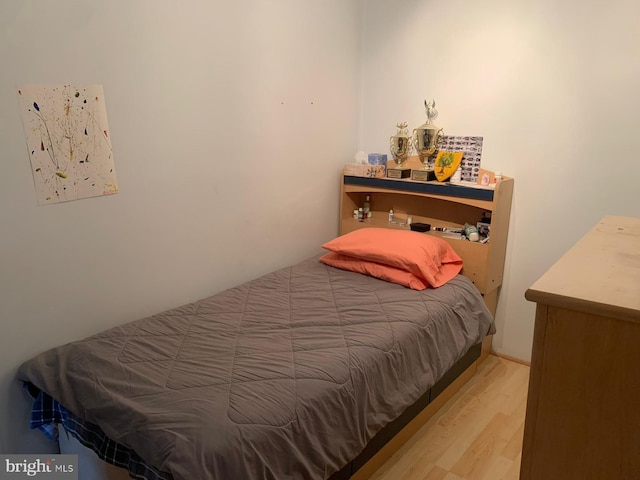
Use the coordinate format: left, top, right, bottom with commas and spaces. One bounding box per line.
411, 100, 443, 182
387, 122, 412, 178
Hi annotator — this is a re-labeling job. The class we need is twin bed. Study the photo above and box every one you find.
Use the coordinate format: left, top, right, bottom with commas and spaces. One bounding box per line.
17, 174, 513, 480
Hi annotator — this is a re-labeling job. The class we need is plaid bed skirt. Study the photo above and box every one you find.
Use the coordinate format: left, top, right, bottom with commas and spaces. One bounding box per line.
24, 383, 172, 480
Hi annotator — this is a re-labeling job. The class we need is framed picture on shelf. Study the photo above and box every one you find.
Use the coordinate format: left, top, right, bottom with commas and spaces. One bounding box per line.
435, 136, 483, 182
477, 168, 495, 186
477, 221, 491, 240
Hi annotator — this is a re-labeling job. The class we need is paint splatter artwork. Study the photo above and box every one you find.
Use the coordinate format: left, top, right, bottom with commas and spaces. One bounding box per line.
18, 85, 118, 205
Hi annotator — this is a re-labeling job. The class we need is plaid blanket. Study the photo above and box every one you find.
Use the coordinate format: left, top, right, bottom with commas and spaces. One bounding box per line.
24, 383, 172, 480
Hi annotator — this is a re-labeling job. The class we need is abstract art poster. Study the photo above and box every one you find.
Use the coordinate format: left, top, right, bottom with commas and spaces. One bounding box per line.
18, 85, 118, 205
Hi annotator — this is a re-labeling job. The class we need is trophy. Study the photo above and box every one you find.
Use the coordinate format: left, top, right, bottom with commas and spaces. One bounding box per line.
411, 100, 443, 182
387, 122, 412, 178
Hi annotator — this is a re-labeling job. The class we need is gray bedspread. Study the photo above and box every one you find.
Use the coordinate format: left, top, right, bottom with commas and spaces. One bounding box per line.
18, 256, 494, 480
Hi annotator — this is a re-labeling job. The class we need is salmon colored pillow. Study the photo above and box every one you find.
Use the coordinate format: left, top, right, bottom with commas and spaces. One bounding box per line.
321, 228, 463, 288
320, 252, 429, 290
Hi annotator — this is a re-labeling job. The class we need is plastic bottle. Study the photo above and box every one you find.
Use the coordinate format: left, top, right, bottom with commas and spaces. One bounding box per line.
358, 208, 364, 221
494, 171, 502, 183
363, 195, 371, 217
388, 209, 394, 223
464, 223, 479, 242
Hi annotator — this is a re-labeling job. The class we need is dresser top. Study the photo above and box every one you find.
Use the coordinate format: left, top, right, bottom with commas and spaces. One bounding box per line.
525, 216, 640, 321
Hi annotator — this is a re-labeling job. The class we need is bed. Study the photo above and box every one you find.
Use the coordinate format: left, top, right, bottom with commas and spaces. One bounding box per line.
17, 173, 513, 480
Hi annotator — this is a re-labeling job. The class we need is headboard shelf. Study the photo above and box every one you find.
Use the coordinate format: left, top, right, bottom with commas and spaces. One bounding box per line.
344, 183, 494, 210
340, 173, 514, 297
344, 175, 495, 203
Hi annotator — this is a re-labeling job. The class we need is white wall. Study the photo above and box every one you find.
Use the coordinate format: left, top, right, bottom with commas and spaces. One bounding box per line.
0, 0, 362, 454
359, 0, 640, 361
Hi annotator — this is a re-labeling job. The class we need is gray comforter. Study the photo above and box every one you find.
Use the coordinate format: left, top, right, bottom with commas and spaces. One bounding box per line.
18, 257, 493, 480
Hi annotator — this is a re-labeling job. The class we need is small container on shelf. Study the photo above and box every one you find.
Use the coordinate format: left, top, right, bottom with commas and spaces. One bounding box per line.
410, 222, 431, 232
344, 163, 386, 178
363, 195, 371, 217
464, 223, 480, 242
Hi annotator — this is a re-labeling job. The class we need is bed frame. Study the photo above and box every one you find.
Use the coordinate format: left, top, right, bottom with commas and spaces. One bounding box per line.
330, 343, 481, 480
60, 165, 513, 480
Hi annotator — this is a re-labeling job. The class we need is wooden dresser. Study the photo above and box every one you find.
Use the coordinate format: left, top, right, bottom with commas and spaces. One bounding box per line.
520, 216, 640, 480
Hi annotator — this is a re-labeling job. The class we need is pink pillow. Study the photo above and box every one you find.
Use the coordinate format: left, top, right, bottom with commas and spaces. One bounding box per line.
320, 252, 429, 290
322, 228, 463, 288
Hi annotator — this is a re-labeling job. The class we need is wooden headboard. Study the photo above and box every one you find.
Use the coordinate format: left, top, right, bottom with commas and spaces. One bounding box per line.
334, 159, 514, 477
339, 162, 514, 322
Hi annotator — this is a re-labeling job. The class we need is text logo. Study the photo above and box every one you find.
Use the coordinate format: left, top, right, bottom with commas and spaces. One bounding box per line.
0, 456, 77, 480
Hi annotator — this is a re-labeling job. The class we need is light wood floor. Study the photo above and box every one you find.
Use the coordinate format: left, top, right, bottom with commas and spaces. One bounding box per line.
370, 355, 530, 480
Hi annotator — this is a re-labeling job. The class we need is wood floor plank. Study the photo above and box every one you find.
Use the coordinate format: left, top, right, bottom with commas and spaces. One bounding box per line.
501, 452, 522, 480
448, 413, 509, 479
419, 465, 448, 480
442, 473, 463, 480
369, 355, 529, 480
482, 455, 514, 480
502, 421, 525, 461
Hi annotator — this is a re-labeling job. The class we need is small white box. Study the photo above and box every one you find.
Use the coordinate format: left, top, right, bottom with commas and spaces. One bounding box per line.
344, 163, 386, 178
